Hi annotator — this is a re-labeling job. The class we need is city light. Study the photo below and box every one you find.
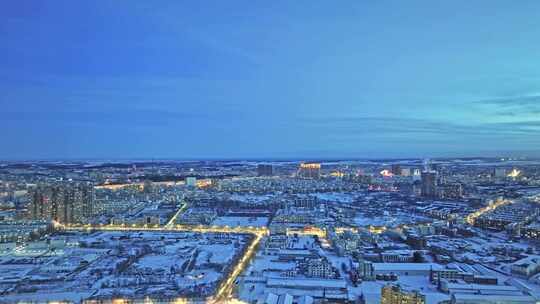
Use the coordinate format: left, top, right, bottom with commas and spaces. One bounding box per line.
3, 3, 540, 303
465, 199, 511, 225
299, 163, 321, 169
508, 168, 522, 178
380, 169, 394, 177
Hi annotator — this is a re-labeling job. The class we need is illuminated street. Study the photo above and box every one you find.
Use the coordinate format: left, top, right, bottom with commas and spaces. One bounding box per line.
3, 1, 540, 303
63, 223, 268, 302
212, 231, 265, 302
165, 201, 189, 228
465, 198, 512, 225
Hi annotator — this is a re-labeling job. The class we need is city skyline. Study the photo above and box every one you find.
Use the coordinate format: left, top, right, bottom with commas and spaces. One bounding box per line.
3, 3, 540, 302
2, 1, 540, 159
2, 157, 540, 303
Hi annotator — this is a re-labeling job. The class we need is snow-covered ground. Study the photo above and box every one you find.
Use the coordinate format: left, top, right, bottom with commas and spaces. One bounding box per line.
0, 231, 250, 302
212, 216, 269, 227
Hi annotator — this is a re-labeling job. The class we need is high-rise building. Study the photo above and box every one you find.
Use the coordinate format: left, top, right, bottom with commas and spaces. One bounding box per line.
298, 163, 321, 179
391, 164, 402, 176
257, 164, 274, 177
30, 186, 50, 221
421, 171, 438, 198
381, 284, 425, 304
30, 182, 97, 224
80, 183, 96, 222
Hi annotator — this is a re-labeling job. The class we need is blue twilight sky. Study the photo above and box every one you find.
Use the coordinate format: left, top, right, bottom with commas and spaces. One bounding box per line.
1, 1, 540, 160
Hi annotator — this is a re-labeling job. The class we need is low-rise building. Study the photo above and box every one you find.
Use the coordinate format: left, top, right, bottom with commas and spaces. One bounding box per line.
510, 255, 540, 277
381, 284, 425, 304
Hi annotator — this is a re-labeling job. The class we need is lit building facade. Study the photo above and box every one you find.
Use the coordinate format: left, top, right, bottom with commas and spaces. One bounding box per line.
381, 284, 426, 304
30, 182, 97, 224
257, 164, 274, 177
298, 163, 321, 179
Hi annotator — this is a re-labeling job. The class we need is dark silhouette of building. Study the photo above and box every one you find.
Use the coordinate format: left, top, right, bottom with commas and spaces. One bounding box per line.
421, 171, 438, 198
391, 164, 402, 176
257, 164, 274, 177
30, 182, 96, 224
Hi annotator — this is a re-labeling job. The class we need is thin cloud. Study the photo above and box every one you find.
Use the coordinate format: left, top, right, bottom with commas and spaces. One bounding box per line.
474, 94, 540, 118
300, 115, 540, 139
476, 94, 540, 107
0, 110, 209, 127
